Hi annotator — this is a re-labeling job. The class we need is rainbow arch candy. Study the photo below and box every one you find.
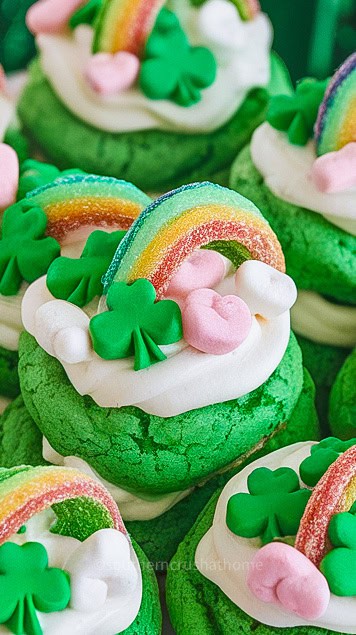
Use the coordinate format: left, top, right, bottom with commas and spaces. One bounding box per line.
314, 53, 356, 156
103, 182, 285, 299
295, 444, 356, 567
0, 465, 125, 546
26, 174, 151, 242
93, 0, 166, 56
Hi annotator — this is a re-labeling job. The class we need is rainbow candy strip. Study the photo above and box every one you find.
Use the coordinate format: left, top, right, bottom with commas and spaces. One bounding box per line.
314, 53, 356, 156
0, 465, 125, 546
103, 182, 285, 298
26, 174, 151, 242
93, 0, 166, 56
295, 444, 356, 566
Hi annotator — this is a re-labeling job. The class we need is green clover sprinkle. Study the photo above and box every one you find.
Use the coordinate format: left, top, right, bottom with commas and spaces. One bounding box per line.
47, 230, 126, 307
139, 8, 217, 107
0, 541, 70, 635
0, 200, 60, 296
226, 467, 311, 544
18, 160, 85, 201
300, 437, 356, 487
321, 509, 356, 597
90, 278, 183, 370
267, 77, 329, 145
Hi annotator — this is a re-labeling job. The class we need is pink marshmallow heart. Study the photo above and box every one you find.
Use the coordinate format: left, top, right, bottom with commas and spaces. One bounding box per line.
248, 542, 330, 620
311, 142, 356, 193
182, 288, 252, 355
26, 0, 85, 34
0, 144, 19, 211
85, 53, 140, 96
166, 250, 226, 300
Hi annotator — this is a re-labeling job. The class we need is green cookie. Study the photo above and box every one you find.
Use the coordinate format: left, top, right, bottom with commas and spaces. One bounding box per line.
0, 346, 19, 399
4, 332, 318, 564
230, 145, 355, 426
329, 348, 356, 440
17, 54, 291, 193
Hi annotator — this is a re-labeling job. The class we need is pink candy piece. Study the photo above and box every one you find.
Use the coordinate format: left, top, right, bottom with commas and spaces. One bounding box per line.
248, 542, 330, 621
26, 0, 85, 35
166, 250, 226, 300
311, 142, 356, 193
0, 144, 19, 211
85, 53, 140, 96
182, 288, 252, 355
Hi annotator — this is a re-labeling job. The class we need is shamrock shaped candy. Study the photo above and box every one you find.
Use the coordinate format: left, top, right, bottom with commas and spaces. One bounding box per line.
0, 200, 60, 296
0, 541, 70, 635
226, 467, 311, 545
267, 77, 329, 145
139, 8, 217, 107
18, 159, 85, 200
300, 438, 356, 487
321, 509, 356, 596
90, 278, 183, 370
47, 230, 126, 307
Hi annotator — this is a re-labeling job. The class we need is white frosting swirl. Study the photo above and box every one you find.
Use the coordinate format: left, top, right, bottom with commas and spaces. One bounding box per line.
43, 437, 192, 521
37, 0, 272, 134
251, 123, 356, 235
3, 508, 142, 634
22, 273, 291, 418
291, 290, 356, 348
196, 442, 356, 633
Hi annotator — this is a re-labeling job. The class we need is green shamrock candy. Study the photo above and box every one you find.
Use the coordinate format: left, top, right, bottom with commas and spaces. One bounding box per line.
226, 467, 311, 544
300, 437, 356, 487
0, 201, 60, 296
18, 160, 85, 201
90, 278, 183, 370
0, 541, 70, 635
267, 77, 329, 145
139, 8, 217, 107
321, 510, 356, 596
47, 230, 125, 307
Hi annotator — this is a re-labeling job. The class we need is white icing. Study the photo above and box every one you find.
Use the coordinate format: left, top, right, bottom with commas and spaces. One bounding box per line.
22, 272, 292, 417
37, 0, 272, 134
43, 437, 193, 521
251, 123, 356, 235
4, 508, 142, 634
196, 442, 356, 633
0, 93, 14, 141
291, 290, 356, 348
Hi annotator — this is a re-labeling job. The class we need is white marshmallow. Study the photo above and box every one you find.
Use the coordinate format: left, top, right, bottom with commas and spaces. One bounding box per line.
53, 326, 92, 364
65, 529, 138, 613
34, 300, 90, 358
235, 260, 297, 318
21, 276, 54, 335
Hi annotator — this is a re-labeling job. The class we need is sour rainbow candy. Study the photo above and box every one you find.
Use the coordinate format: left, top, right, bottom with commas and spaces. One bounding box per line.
314, 53, 356, 156
0, 465, 125, 545
26, 174, 151, 242
103, 182, 285, 298
93, 0, 166, 56
295, 444, 356, 567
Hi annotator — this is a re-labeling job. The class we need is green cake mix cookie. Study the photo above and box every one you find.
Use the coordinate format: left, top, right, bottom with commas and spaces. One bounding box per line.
0, 346, 19, 399
0, 367, 319, 565
0, 464, 161, 634
17, 0, 292, 191
329, 348, 356, 440
230, 58, 356, 426
166, 440, 354, 635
